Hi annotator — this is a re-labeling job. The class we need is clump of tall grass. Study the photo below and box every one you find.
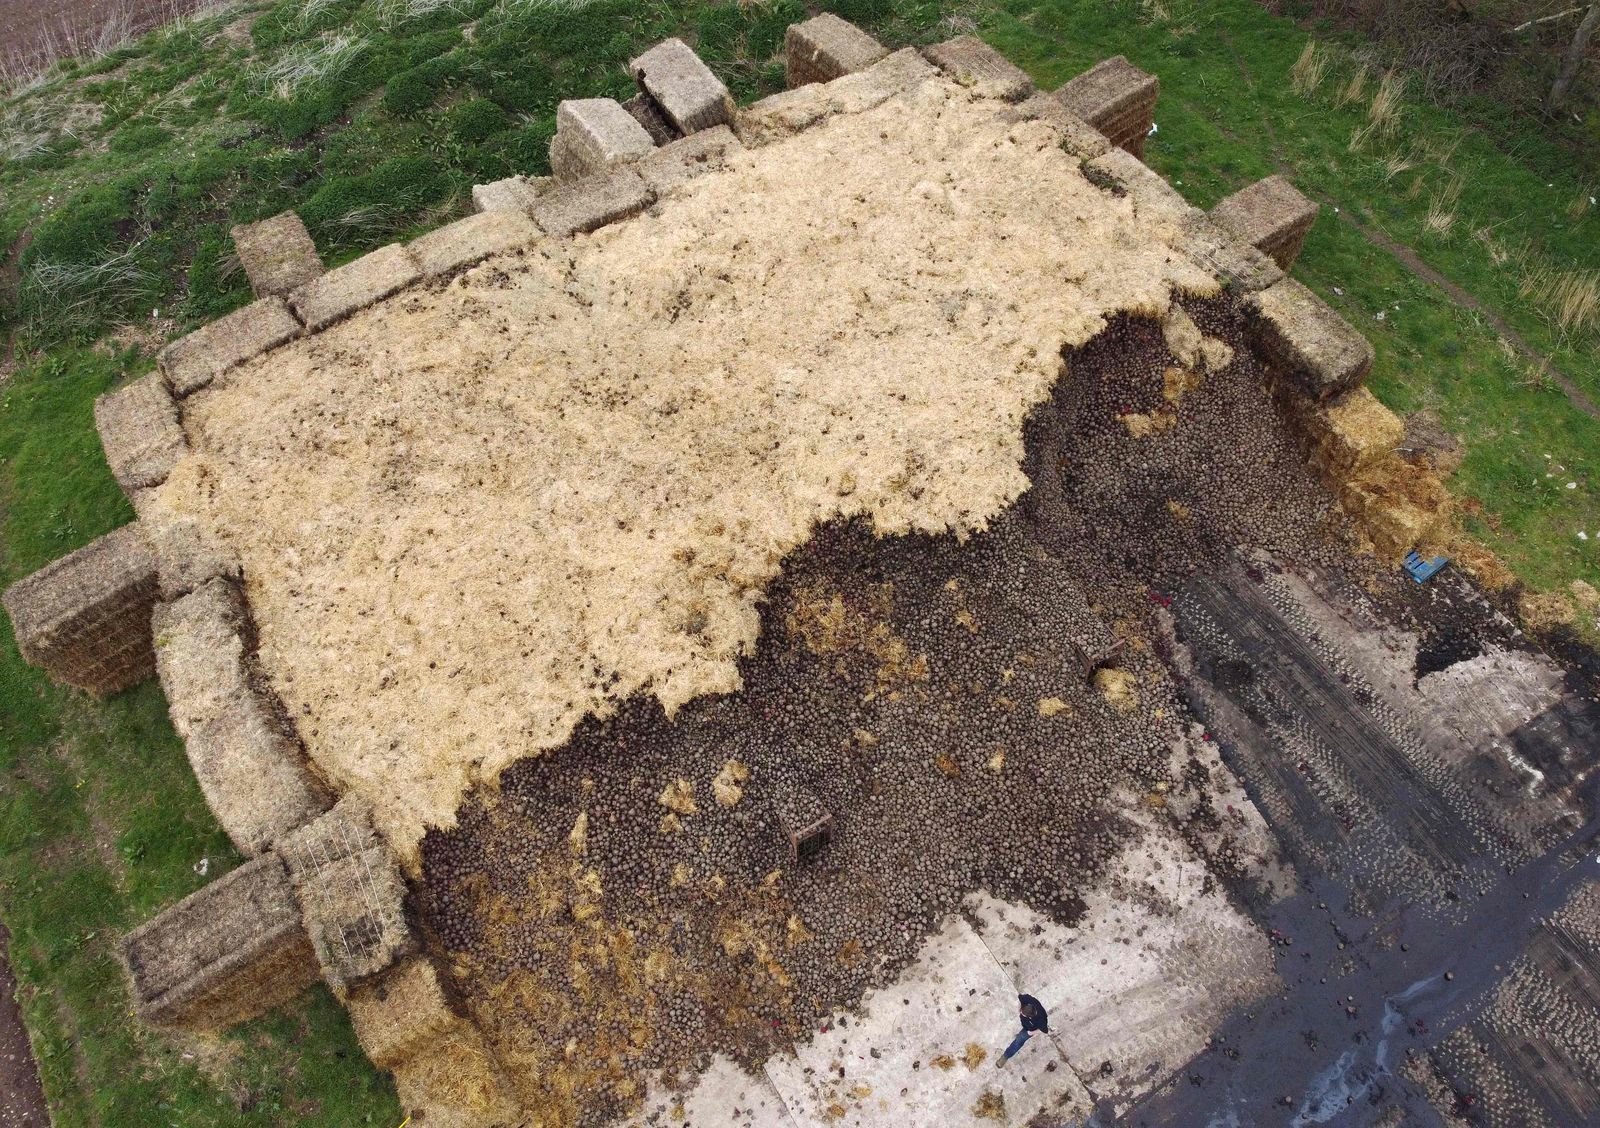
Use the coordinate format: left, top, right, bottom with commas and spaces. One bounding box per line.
1290, 42, 1326, 95
18, 251, 158, 338
257, 31, 366, 99
1335, 64, 1369, 107
1368, 70, 1406, 137
1424, 178, 1462, 237
372, 0, 472, 29
1519, 266, 1600, 339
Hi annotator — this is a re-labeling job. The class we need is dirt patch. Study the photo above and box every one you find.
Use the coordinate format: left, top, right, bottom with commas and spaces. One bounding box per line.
156, 78, 1217, 861
0, 921, 48, 1128
0, 0, 218, 92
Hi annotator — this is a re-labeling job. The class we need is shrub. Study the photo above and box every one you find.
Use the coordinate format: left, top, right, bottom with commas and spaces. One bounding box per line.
446, 98, 506, 145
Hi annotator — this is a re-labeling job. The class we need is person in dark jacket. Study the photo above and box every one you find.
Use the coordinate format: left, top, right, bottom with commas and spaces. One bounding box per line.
997, 993, 1048, 1066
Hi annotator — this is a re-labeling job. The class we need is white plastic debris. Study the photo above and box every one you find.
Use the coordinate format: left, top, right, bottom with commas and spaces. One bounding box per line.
1148, 122, 1158, 136
193, 856, 209, 876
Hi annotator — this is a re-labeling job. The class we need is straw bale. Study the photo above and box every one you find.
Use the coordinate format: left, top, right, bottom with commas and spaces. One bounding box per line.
1176, 212, 1285, 294
471, 176, 543, 215
785, 13, 887, 88
1056, 56, 1158, 157
282, 798, 416, 994
1083, 146, 1202, 237
1006, 92, 1110, 158
2, 523, 158, 695
156, 81, 1219, 861
551, 98, 656, 180
347, 955, 467, 1069
530, 165, 655, 238
408, 210, 540, 280
390, 1027, 519, 1128
122, 851, 319, 1029
636, 125, 742, 196
158, 297, 302, 397
131, 486, 242, 599
289, 243, 421, 332
95, 373, 187, 494
924, 36, 1034, 103
1308, 387, 1403, 478
152, 577, 251, 741
629, 39, 733, 135
1209, 175, 1319, 270
1246, 278, 1374, 400
230, 212, 323, 297
1340, 462, 1451, 560
737, 49, 937, 147
1519, 590, 1577, 631
187, 692, 332, 857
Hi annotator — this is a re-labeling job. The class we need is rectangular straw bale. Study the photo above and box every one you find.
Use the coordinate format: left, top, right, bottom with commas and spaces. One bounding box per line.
390, 1025, 519, 1127
159, 297, 302, 397
188, 692, 332, 858
94, 373, 187, 494
471, 176, 542, 215
530, 166, 655, 239
1307, 387, 1404, 479
137, 510, 242, 600
629, 39, 734, 135
122, 851, 319, 1029
552, 98, 657, 179
2, 523, 158, 696
924, 36, 1034, 102
1209, 175, 1320, 270
785, 13, 887, 87
152, 577, 251, 741
1082, 146, 1201, 230
347, 956, 467, 1069
231, 212, 323, 298
1055, 56, 1158, 157
637, 125, 742, 195
1176, 213, 1285, 294
281, 797, 417, 995
290, 244, 422, 332
408, 210, 540, 280
1007, 92, 1111, 158
1246, 278, 1375, 401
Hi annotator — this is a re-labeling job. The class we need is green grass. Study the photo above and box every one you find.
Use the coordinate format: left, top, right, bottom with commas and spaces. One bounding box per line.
0, 0, 1597, 1123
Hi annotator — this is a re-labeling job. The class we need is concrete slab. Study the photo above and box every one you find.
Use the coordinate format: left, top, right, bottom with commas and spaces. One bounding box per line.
967, 813, 1279, 1115
629, 38, 733, 135
627, 1054, 801, 1127
763, 916, 1095, 1127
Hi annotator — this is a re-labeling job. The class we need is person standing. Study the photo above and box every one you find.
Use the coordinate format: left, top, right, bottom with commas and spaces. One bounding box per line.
997, 993, 1048, 1066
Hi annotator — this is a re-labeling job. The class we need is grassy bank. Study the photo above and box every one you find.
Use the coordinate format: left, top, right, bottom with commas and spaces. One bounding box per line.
0, 0, 1595, 1123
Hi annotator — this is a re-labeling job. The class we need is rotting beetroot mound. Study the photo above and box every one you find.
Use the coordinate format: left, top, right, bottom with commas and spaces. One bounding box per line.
418, 295, 1354, 1124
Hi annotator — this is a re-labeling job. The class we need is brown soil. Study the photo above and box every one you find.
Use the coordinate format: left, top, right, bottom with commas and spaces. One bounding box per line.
0, 0, 212, 89
0, 922, 49, 1128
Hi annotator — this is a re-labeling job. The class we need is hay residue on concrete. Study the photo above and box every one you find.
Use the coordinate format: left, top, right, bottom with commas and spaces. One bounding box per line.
154, 78, 1217, 861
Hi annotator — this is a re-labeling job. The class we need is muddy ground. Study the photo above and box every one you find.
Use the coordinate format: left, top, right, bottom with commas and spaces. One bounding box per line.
0, 0, 211, 87
0, 923, 48, 1128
